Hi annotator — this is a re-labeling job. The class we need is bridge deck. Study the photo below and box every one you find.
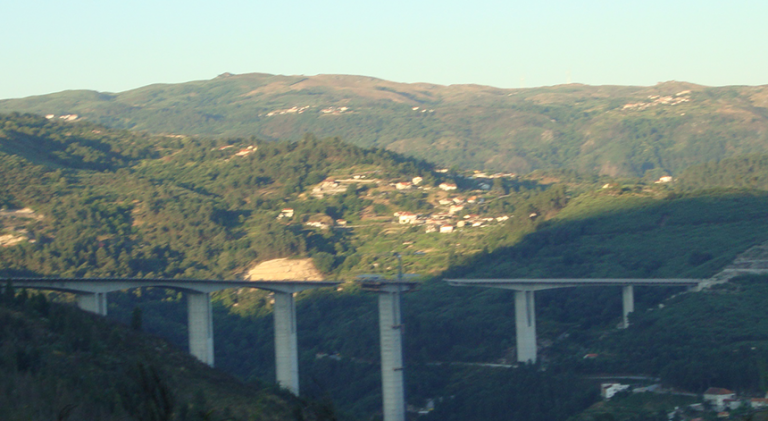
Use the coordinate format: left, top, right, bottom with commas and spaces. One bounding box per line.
445, 278, 700, 291
1, 277, 339, 294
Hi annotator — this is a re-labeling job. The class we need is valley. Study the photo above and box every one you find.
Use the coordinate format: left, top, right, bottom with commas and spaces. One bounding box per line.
2, 110, 768, 420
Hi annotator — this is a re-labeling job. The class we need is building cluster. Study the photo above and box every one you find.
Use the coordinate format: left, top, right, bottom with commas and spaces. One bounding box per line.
216, 144, 258, 157
312, 178, 351, 198
45, 114, 79, 121
321, 106, 350, 115
699, 387, 768, 414
469, 170, 517, 179
602, 384, 768, 420
235, 145, 257, 157
601, 383, 630, 399
311, 176, 379, 198
296, 172, 515, 233
277, 208, 294, 219
266, 105, 312, 116
262, 105, 356, 116
394, 195, 509, 234
622, 90, 692, 111
306, 221, 331, 229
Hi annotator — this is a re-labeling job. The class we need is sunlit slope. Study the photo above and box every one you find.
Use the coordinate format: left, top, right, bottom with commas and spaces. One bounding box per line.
2, 73, 768, 176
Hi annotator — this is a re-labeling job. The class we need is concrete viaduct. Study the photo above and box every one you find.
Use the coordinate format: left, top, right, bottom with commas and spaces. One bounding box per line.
1, 277, 338, 395
4, 276, 702, 421
445, 278, 700, 364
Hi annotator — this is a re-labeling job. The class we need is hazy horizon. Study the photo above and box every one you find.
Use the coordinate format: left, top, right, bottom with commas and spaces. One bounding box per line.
3, 70, 766, 102
2, 0, 767, 100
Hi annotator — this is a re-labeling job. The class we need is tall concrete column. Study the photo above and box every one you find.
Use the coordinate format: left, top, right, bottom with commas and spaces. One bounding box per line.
378, 287, 406, 421
273, 291, 299, 395
621, 285, 634, 329
514, 289, 537, 363
77, 292, 108, 316
188, 291, 214, 366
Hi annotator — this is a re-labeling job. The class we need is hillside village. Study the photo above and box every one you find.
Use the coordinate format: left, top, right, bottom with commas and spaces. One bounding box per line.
621, 90, 692, 111
599, 383, 768, 421
280, 170, 517, 233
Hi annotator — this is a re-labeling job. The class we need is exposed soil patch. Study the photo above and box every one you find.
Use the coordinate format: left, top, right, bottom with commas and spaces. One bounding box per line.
244, 258, 324, 281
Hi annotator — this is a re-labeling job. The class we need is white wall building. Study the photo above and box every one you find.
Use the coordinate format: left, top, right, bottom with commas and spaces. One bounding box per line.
704, 388, 736, 411
601, 383, 630, 399
398, 212, 418, 224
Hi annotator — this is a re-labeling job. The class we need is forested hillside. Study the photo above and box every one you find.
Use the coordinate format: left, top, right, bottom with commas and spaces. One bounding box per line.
2, 73, 768, 177
4, 113, 768, 420
0, 285, 337, 421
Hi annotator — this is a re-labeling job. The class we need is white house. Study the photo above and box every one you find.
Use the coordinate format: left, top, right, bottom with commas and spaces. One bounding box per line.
439, 225, 454, 234
278, 208, 294, 219
412, 176, 423, 185
704, 388, 736, 411
398, 212, 418, 224
601, 383, 630, 399
449, 205, 464, 215
306, 221, 330, 230
439, 182, 457, 191
396, 181, 413, 190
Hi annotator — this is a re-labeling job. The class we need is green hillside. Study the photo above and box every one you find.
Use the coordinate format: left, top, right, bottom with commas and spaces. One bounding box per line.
5, 113, 768, 420
2, 74, 768, 177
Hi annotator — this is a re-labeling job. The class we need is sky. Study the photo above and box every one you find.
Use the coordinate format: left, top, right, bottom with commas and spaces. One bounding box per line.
1, 0, 767, 100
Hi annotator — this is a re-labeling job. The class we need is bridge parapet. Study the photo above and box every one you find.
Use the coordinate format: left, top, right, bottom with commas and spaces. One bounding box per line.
1, 277, 338, 294
446, 278, 700, 291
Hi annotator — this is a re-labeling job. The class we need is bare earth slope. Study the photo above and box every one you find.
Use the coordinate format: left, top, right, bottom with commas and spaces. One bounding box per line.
245, 257, 324, 281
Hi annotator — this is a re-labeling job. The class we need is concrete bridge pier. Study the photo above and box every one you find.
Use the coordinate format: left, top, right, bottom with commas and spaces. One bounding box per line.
187, 291, 214, 366
273, 291, 299, 395
77, 292, 108, 316
621, 285, 634, 329
378, 285, 407, 421
357, 279, 417, 421
514, 289, 537, 363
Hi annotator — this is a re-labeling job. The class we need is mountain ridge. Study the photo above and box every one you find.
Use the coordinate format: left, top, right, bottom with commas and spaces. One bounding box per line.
3, 72, 767, 177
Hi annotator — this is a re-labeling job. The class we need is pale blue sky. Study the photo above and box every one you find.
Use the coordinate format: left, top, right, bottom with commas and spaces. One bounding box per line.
2, 0, 766, 99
